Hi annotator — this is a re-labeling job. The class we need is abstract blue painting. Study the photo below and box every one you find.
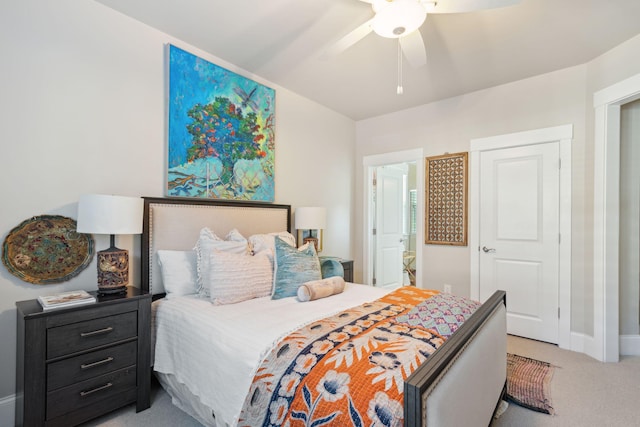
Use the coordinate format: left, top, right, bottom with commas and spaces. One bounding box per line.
167, 45, 275, 201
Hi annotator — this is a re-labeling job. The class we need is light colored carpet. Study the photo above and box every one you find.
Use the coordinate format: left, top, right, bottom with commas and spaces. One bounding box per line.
80, 378, 201, 427
492, 335, 640, 427
82, 335, 640, 426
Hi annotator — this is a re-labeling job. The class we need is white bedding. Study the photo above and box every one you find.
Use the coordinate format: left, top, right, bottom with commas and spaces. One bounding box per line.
153, 283, 390, 427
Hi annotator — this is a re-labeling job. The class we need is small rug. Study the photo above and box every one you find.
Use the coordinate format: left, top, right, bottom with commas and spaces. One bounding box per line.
506, 353, 555, 415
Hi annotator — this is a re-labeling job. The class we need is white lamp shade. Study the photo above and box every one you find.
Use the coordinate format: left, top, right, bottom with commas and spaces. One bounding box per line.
76, 194, 144, 235
295, 207, 327, 230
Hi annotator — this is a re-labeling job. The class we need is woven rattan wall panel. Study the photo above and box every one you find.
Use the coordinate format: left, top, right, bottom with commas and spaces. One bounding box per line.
425, 152, 468, 245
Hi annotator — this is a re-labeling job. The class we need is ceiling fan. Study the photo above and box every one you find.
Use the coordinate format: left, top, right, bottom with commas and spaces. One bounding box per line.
326, 0, 521, 68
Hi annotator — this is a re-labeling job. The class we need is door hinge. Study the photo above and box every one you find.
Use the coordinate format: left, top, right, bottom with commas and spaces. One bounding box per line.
558, 307, 560, 318
373, 278, 377, 285
373, 228, 377, 236
559, 233, 561, 244
559, 158, 562, 169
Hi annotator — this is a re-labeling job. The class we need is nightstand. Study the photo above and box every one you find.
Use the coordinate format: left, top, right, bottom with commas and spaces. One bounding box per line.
319, 257, 354, 282
15, 287, 151, 427
340, 259, 354, 282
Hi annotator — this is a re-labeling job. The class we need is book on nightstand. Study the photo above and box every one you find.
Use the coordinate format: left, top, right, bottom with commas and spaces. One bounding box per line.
37, 290, 96, 310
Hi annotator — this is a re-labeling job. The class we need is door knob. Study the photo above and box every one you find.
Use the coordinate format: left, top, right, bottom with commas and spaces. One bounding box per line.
482, 246, 496, 253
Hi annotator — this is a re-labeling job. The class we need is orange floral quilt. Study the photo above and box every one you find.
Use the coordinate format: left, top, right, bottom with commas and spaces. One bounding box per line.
238, 287, 481, 427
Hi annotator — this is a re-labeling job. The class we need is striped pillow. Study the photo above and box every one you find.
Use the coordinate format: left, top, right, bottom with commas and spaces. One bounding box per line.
194, 227, 249, 297
205, 250, 273, 305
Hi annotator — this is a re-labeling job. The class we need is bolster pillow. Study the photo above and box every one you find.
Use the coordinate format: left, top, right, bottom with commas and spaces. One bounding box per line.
297, 276, 346, 302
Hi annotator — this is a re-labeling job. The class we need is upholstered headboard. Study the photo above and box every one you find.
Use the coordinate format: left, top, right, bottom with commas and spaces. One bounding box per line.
141, 197, 291, 296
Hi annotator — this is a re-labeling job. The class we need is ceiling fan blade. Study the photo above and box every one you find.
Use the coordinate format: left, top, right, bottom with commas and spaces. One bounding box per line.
321, 18, 374, 59
424, 0, 521, 14
357, 0, 374, 3
399, 30, 426, 68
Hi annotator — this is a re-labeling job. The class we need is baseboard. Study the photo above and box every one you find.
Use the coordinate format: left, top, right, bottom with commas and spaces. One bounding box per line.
620, 334, 640, 356
570, 331, 586, 353
571, 333, 640, 360
0, 394, 15, 427
571, 331, 602, 361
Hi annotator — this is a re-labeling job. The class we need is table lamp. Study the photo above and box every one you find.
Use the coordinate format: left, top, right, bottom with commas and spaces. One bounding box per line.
295, 207, 327, 253
76, 194, 143, 294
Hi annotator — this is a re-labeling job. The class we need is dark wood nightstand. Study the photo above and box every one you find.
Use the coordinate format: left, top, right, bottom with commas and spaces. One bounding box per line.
15, 287, 151, 427
340, 259, 354, 282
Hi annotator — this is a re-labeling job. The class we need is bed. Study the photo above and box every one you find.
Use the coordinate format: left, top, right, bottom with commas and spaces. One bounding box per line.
141, 197, 507, 427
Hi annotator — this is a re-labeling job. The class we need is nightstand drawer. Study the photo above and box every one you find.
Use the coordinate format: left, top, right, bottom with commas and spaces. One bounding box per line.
47, 340, 137, 391
46, 366, 136, 420
47, 311, 137, 359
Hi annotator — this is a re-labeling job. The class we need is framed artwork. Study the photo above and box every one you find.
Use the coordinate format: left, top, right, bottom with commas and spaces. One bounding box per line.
166, 45, 276, 201
425, 152, 468, 246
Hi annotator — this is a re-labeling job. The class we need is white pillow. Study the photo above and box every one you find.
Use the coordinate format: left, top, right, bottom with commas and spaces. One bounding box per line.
195, 227, 249, 297
206, 250, 273, 305
248, 231, 296, 259
156, 250, 198, 298
225, 228, 246, 242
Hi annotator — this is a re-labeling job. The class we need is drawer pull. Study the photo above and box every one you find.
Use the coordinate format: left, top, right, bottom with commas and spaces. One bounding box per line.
80, 356, 114, 370
80, 326, 114, 338
79, 382, 113, 397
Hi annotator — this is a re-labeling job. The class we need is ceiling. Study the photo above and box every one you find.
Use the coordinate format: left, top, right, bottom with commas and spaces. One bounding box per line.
95, 0, 640, 120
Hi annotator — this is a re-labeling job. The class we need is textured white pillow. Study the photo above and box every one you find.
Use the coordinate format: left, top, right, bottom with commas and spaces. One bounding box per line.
156, 250, 198, 298
206, 250, 273, 305
248, 231, 296, 259
225, 228, 247, 242
195, 227, 249, 297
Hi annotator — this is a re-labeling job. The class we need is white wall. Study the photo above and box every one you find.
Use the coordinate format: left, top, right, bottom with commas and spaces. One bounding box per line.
355, 66, 588, 321
0, 0, 355, 415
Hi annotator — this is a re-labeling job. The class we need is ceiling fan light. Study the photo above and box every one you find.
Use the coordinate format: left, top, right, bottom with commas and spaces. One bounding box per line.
421, 1, 437, 13
371, 0, 427, 38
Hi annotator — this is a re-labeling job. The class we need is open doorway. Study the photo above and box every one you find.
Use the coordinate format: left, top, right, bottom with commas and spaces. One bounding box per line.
371, 163, 416, 288
363, 149, 424, 289
593, 72, 640, 362
619, 98, 640, 356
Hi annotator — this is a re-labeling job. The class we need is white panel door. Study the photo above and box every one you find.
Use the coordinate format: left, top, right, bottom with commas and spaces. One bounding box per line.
479, 142, 560, 343
375, 165, 405, 288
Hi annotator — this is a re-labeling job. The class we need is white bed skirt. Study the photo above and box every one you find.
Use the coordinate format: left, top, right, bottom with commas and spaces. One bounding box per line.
156, 372, 218, 427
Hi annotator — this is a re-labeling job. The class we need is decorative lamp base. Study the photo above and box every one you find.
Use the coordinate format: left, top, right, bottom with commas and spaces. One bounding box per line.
303, 237, 319, 253
97, 246, 129, 295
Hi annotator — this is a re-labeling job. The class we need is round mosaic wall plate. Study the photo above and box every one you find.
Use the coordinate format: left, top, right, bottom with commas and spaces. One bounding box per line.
2, 215, 94, 284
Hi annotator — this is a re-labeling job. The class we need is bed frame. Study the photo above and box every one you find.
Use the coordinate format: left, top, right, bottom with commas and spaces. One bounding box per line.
140, 197, 507, 427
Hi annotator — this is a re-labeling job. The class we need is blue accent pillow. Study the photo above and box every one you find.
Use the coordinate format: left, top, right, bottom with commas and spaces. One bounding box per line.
320, 258, 344, 279
272, 237, 321, 299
